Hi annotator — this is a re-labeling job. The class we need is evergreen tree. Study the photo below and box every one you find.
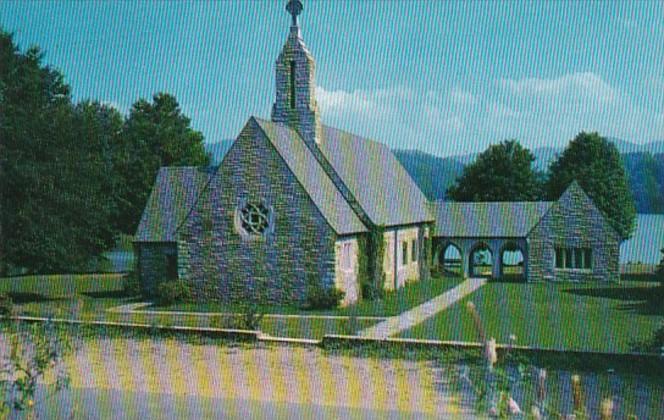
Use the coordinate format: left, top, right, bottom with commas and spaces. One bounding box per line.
546, 132, 636, 240
447, 140, 544, 202
114, 93, 210, 234
0, 30, 118, 273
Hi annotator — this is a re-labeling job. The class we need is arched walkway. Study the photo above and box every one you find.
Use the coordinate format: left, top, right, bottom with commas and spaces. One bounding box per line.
439, 242, 462, 277
469, 243, 494, 278
500, 242, 526, 281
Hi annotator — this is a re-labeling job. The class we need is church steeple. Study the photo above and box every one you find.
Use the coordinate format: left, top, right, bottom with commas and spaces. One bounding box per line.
271, 0, 322, 145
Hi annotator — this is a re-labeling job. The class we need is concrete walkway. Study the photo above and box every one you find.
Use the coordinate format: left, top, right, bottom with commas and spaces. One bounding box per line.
358, 278, 487, 339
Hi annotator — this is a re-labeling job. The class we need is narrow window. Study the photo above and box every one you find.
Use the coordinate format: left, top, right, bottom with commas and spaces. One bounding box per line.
574, 248, 584, 269
289, 61, 296, 109
411, 239, 418, 263
402, 241, 408, 266
584, 248, 592, 269
565, 249, 573, 269
341, 243, 352, 271
555, 248, 563, 269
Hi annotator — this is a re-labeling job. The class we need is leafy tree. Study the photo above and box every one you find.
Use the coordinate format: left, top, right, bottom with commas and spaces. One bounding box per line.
546, 132, 636, 240
0, 30, 119, 273
447, 140, 544, 201
114, 93, 209, 234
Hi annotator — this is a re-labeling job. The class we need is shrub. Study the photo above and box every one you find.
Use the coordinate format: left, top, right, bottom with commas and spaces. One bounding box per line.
240, 302, 265, 330
0, 294, 14, 317
122, 270, 141, 297
303, 287, 345, 310
155, 281, 191, 306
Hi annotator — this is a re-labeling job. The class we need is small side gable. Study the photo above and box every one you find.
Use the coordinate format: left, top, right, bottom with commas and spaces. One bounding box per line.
534, 181, 621, 243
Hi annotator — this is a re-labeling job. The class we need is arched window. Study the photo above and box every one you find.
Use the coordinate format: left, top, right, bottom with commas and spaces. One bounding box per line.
469, 243, 493, 278
501, 243, 525, 281
440, 243, 462, 277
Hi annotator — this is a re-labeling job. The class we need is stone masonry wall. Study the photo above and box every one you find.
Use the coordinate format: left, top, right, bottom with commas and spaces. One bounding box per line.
528, 184, 620, 282
176, 120, 338, 305
136, 243, 177, 295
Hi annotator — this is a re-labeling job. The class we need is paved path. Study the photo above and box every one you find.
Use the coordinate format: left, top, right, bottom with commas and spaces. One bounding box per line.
358, 278, 487, 339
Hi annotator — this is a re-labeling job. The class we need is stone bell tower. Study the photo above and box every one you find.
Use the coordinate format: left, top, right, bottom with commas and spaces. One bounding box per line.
271, 0, 322, 145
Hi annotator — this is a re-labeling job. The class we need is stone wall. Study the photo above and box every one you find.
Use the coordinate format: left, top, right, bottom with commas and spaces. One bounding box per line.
528, 183, 620, 282
136, 242, 177, 295
271, 27, 322, 146
395, 227, 422, 288
383, 226, 428, 290
176, 120, 338, 304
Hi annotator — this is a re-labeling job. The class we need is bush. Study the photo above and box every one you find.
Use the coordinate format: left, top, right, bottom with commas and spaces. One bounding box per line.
0, 294, 14, 317
361, 281, 384, 301
123, 271, 141, 297
303, 287, 345, 310
240, 302, 265, 330
155, 281, 191, 306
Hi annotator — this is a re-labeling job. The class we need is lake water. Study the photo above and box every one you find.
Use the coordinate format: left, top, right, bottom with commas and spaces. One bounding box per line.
620, 214, 664, 264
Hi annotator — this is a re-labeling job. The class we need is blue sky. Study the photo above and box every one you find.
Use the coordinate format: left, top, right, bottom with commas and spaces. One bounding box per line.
1, 1, 663, 156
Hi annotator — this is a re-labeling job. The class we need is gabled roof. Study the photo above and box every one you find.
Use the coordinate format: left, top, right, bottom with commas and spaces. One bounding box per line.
432, 201, 554, 238
317, 125, 434, 226
134, 166, 214, 242
252, 118, 367, 235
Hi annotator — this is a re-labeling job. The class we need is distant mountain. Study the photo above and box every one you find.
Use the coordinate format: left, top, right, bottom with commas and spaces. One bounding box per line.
622, 152, 664, 214
392, 149, 465, 201
205, 139, 234, 165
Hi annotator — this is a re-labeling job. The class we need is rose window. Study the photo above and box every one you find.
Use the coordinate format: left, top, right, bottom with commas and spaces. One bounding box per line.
239, 202, 271, 235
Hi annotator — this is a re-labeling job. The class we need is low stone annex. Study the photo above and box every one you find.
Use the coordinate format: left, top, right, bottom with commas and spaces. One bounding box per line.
133, 1, 620, 306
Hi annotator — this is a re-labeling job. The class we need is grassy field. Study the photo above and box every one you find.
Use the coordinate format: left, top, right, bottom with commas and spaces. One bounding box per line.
399, 276, 663, 353
158, 274, 464, 317
0, 274, 383, 339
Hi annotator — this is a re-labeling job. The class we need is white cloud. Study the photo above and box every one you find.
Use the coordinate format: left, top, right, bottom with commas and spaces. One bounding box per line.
316, 86, 412, 118
499, 72, 618, 103
449, 88, 477, 105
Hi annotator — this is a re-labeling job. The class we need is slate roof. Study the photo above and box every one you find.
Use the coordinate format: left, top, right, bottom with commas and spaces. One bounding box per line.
134, 167, 214, 242
432, 201, 554, 238
317, 125, 434, 226
253, 118, 367, 235
135, 116, 434, 241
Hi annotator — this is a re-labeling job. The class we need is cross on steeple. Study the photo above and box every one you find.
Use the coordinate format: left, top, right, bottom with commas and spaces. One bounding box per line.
286, 0, 303, 27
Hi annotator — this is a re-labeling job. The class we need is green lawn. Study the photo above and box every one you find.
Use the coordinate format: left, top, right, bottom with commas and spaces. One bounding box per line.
400, 277, 664, 353
0, 273, 379, 339
156, 274, 465, 317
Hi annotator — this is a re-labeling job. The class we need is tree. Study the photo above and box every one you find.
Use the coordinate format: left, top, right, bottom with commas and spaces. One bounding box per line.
114, 93, 210, 234
546, 132, 636, 240
447, 140, 544, 201
0, 30, 119, 273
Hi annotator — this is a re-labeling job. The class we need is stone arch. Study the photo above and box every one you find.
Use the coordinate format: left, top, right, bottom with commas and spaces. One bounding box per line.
468, 242, 494, 278
499, 241, 526, 280
439, 241, 463, 277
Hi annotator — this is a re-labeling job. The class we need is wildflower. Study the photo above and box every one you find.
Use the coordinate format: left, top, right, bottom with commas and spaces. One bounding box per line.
537, 368, 547, 403
600, 398, 614, 420
27, 399, 34, 408
571, 374, 585, 414
508, 397, 521, 415
531, 406, 542, 420
485, 338, 497, 367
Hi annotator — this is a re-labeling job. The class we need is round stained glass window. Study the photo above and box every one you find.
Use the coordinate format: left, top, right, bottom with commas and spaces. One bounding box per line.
239, 202, 271, 236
